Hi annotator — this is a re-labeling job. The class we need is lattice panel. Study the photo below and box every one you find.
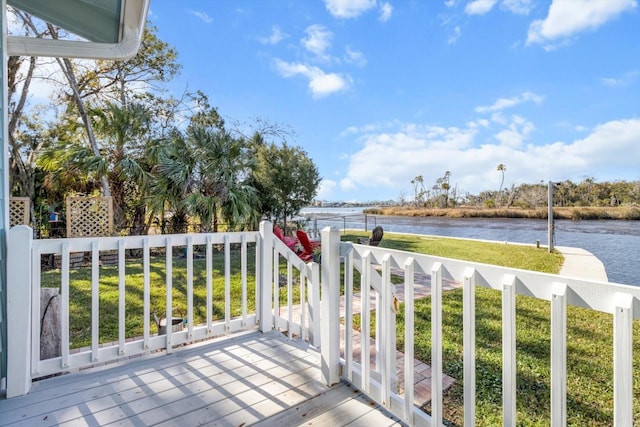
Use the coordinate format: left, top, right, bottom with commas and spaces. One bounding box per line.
66, 196, 113, 237
10, 197, 30, 227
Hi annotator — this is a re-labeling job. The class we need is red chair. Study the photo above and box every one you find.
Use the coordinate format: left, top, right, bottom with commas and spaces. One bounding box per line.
273, 225, 285, 240
296, 230, 319, 261
274, 225, 297, 251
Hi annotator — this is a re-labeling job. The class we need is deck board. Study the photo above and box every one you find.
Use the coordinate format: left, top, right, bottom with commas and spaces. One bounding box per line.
254, 381, 404, 427
0, 330, 405, 426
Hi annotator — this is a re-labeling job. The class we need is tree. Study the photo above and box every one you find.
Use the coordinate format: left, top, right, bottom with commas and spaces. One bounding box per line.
22, 19, 181, 201
39, 102, 152, 232
91, 102, 153, 232
253, 142, 320, 228
152, 123, 259, 232
411, 175, 426, 205
435, 171, 451, 208
73, 23, 181, 107
497, 164, 507, 207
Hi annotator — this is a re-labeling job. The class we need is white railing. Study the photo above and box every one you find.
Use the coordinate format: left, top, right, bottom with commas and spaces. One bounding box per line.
5, 221, 318, 398
315, 229, 640, 427
7, 223, 639, 425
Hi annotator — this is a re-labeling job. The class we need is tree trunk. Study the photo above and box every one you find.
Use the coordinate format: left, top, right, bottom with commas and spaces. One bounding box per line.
57, 56, 112, 197
46, 23, 112, 198
40, 288, 61, 360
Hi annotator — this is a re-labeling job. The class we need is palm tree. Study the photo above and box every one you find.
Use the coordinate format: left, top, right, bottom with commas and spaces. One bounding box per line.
90, 102, 152, 231
497, 164, 507, 207
151, 124, 259, 232
39, 102, 152, 232
411, 175, 424, 205
146, 130, 192, 233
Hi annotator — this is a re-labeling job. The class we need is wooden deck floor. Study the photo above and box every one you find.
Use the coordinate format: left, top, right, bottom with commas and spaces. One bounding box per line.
0, 330, 405, 426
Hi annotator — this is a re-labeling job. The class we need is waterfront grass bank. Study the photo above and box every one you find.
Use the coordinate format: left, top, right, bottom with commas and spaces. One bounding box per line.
365, 205, 640, 220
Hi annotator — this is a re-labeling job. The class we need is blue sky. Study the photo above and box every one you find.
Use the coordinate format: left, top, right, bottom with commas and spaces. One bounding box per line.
148, 0, 640, 203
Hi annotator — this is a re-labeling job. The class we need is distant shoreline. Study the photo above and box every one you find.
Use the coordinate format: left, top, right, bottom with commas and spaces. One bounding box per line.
363, 206, 640, 220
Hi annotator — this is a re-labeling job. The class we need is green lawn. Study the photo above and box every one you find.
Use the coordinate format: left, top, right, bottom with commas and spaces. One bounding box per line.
42, 245, 309, 348
343, 231, 640, 426
42, 246, 259, 348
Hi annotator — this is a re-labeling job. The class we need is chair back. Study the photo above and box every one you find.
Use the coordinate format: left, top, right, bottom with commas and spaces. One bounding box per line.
370, 226, 384, 246
296, 229, 314, 253
273, 225, 285, 241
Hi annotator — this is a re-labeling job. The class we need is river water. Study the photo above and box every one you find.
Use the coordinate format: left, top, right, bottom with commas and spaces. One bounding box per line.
299, 207, 640, 286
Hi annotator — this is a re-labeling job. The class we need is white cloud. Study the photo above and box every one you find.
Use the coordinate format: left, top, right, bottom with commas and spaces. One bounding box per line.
339, 125, 478, 191
344, 46, 367, 67
464, 0, 533, 16
493, 115, 535, 148
340, 177, 356, 191
273, 59, 352, 98
475, 91, 544, 113
339, 121, 390, 137
317, 179, 337, 199
259, 25, 288, 45
465, 0, 499, 15
302, 25, 333, 61
336, 117, 640, 198
527, 0, 637, 47
324, 0, 377, 19
448, 26, 462, 44
501, 0, 534, 15
188, 10, 213, 24
571, 119, 640, 162
600, 70, 640, 87
379, 2, 393, 22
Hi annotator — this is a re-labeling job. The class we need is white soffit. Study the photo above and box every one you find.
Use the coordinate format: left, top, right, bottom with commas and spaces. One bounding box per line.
6, 0, 150, 60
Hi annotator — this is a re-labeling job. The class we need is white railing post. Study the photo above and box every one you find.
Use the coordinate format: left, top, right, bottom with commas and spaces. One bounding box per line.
550, 282, 567, 427
258, 221, 273, 333
320, 226, 340, 386
463, 268, 477, 426
502, 275, 517, 427
403, 257, 415, 424
613, 292, 633, 427
431, 263, 444, 425
6, 225, 33, 397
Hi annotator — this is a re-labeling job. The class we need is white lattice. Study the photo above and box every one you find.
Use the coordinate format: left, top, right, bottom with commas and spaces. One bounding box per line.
10, 197, 30, 227
66, 196, 113, 237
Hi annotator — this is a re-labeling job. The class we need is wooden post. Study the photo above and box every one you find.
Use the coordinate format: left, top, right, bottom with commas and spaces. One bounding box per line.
258, 221, 273, 333
320, 226, 340, 386
6, 225, 33, 397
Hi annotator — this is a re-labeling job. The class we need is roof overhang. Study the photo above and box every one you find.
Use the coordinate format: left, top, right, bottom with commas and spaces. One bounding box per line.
6, 0, 150, 60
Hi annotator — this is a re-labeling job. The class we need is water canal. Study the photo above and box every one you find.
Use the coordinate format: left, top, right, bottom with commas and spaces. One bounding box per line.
300, 207, 640, 286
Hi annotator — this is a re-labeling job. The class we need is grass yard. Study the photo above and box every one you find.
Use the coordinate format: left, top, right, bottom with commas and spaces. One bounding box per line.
41, 244, 312, 348
41, 245, 259, 348
343, 230, 640, 426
